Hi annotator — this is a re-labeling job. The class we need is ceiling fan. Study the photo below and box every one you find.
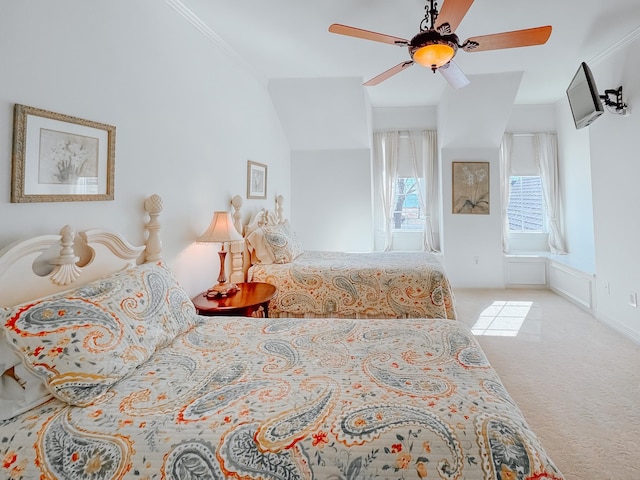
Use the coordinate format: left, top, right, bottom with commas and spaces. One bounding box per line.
328, 0, 552, 89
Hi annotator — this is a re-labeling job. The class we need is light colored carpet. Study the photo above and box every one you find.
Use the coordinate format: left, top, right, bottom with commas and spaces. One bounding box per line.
453, 288, 640, 480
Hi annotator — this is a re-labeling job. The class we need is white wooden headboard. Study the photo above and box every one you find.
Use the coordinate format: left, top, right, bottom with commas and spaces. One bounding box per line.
227, 194, 286, 284
0, 194, 163, 307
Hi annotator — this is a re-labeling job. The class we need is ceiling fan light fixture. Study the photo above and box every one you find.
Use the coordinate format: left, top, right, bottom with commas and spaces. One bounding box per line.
410, 30, 459, 71
413, 43, 456, 69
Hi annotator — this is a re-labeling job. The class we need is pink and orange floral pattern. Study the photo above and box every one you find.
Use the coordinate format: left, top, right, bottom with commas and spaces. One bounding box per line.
248, 250, 457, 319
1, 315, 562, 479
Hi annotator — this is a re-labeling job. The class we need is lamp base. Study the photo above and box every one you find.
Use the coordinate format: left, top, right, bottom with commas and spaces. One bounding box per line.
205, 282, 239, 298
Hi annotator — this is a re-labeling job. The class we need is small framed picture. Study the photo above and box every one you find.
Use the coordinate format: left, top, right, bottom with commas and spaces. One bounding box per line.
452, 161, 490, 214
11, 104, 115, 203
247, 160, 267, 199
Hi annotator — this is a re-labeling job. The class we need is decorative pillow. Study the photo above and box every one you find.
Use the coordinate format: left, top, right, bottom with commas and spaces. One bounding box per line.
262, 220, 304, 264
246, 227, 276, 264
0, 262, 199, 407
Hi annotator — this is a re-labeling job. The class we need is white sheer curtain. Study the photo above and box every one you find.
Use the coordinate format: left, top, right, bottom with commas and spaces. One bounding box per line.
535, 133, 567, 254
409, 130, 440, 252
499, 133, 513, 253
373, 131, 399, 251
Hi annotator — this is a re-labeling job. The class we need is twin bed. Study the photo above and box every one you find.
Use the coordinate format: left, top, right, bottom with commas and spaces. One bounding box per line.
0, 195, 564, 479
230, 195, 457, 320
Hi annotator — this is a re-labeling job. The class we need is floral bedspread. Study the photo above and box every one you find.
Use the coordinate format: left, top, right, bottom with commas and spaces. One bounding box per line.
248, 250, 457, 319
1, 317, 563, 480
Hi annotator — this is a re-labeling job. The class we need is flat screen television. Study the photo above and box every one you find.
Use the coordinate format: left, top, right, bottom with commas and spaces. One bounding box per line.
566, 62, 603, 129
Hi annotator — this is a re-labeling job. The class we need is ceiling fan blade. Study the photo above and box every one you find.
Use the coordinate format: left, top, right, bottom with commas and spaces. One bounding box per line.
435, 0, 475, 33
364, 61, 414, 86
329, 24, 408, 46
462, 26, 552, 52
439, 61, 470, 89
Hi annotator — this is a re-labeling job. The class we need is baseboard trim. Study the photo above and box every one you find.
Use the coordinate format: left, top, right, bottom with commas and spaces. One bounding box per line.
548, 260, 594, 313
595, 311, 640, 346
504, 256, 548, 287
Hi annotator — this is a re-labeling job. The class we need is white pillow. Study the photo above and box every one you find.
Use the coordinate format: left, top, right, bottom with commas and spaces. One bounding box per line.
1, 331, 52, 420
246, 227, 276, 264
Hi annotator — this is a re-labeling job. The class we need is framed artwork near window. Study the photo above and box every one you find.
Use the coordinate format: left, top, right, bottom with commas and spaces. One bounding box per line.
11, 104, 115, 203
452, 161, 490, 214
247, 160, 267, 199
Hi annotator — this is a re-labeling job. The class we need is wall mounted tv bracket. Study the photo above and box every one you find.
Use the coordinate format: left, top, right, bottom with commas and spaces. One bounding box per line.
600, 86, 629, 116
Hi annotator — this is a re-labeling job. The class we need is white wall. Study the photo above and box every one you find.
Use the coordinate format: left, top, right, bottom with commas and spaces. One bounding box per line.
291, 149, 372, 252
0, 0, 291, 297
506, 105, 557, 132
583, 40, 640, 342
438, 72, 522, 287
372, 107, 438, 131
441, 147, 505, 287
438, 72, 523, 149
269, 78, 371, 151
269, 77, 373, 251
555, 100, 596, 273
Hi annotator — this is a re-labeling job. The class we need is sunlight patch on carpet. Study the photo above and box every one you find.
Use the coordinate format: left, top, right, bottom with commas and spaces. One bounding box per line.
471, 301, 532, 336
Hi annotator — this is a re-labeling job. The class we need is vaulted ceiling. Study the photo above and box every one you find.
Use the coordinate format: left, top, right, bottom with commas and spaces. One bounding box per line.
179, 0, 640, 108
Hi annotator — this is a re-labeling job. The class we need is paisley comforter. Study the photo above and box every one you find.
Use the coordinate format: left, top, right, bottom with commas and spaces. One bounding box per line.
0, 316, 562, 480
248, 250, 457, 319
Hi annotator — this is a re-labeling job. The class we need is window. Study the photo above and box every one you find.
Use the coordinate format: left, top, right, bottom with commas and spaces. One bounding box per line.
507, 176, 546, 232
392, 177, 424, 230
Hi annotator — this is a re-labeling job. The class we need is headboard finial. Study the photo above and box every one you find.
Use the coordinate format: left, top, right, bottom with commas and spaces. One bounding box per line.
231, 195, 243, 209
145, 194, 164, 214
50, 225, 82, 286
144, 194, 163, 263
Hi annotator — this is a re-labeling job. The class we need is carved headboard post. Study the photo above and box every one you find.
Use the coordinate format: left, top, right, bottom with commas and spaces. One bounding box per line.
231, 195, 243, 235
229, 195, 246, 285
275, 195, 284, 223
144, 194, 163, 263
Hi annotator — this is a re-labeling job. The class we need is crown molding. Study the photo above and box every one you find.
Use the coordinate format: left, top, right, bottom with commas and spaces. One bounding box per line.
164, 0, 265, 83
590, 25, 640, 66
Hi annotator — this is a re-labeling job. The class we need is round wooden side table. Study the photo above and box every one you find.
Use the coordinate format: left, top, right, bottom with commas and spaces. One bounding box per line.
192, 282, 276, 318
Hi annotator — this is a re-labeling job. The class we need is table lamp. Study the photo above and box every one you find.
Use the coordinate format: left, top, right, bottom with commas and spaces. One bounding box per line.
197, 211, 243, 297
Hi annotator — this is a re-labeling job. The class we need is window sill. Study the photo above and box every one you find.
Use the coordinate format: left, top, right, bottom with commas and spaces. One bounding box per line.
508, 232, 549, 253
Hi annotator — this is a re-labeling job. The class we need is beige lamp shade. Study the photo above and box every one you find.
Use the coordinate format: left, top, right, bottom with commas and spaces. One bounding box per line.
197, 211, 243, 243
197, 211, 243, 298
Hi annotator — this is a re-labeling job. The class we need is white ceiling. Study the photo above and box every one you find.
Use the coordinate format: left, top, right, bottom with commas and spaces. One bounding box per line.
180, 0, 640, 107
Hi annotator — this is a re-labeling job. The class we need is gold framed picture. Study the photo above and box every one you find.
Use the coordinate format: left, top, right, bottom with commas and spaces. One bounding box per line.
452, 161, 490, 214
11, 104, 115, 203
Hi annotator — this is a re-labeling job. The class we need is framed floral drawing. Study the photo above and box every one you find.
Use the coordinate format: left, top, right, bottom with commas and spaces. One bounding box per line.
247, 160, 267, 199
11, 104, 115, 203
452, 161, 490, 214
